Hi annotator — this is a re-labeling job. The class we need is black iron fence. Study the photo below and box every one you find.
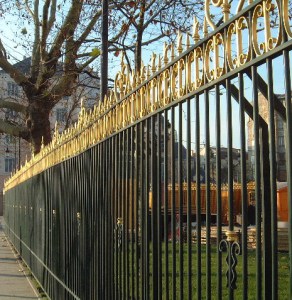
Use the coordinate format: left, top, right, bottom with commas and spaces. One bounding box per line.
4, 0, 292, 299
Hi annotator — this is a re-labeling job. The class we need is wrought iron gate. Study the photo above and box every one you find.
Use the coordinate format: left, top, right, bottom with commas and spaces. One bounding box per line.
3, 0, 292, 299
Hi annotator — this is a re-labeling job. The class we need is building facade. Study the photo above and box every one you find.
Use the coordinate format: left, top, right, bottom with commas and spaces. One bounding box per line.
247, 93, 286, 182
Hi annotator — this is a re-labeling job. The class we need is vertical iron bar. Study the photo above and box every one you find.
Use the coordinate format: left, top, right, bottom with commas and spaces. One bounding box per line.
178, 102, 184, 300
196, 94, 202, 300
238, 72, 248, 300
226, 78, 234, 300
205, 89, 211, 300
141, 121, 145, 299
267, 57, 278, 300
145, 119, 150, 300
118, 134, 122, 299
157, 113, 162, 300
106, 141, 111, 299
171, 106, 176, 300
114, 135, 118, 299
130, 126, 135, 300
122, 130, 126, 300
283, 48, 292, 300
164, 110, 170, 300
251, 64, 262, 300
109, 138, 114, 300
125, 129, 130, 299
215, 84, 222, 300
101, 144, 105, 298
135, 124, 140, 300
186, 98, 192, 300
261, 117, 272, 300
151, 115, 158, 299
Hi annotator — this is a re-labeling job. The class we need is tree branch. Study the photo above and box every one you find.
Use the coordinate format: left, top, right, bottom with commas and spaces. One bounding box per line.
0, 100, 27, 114
48, 0, 82, 60
31, 0, 41, 82
0, 57, 31, 87
0, 119, 30, 140
75, 9, 102, 48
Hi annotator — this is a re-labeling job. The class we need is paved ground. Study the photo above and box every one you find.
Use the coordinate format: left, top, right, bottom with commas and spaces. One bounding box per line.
0, 217, 41, 300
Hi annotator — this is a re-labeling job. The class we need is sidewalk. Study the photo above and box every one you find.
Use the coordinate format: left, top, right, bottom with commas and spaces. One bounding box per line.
0, 217, 41, 300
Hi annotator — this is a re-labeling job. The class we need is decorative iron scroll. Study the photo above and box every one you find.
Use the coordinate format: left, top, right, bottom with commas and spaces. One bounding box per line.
219, 230, 241, 289
116, 218, 123, 251
3, 0, 289, 191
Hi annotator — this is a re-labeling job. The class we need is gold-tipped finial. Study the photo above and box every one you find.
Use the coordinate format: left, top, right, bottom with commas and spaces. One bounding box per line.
131, 70, 137, 88
193, 17, 200, 42
186, 34, 190, 49
140, 63, 146, 82
54, 121, 59, 136
120, 51, 125, 68
171, 43, 175, 60
41, 136, 45, 150
158, 54, 162, 70
146, 65, 150, 79
151, 52, 157, 74
203, 17, 208, 37
177, 30, 183, 54
163, 42, 169, 65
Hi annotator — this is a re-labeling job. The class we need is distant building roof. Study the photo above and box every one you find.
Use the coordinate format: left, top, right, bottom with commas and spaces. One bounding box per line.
0, 57, 31, 74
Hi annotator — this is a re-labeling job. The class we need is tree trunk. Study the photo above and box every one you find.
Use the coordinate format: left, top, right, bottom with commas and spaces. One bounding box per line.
135, 27, 143, 72
135, 1, 146, 72
28, 105, 52, 154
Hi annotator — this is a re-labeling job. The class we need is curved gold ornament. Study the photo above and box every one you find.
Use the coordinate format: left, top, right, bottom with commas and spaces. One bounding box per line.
170, 62, 179, 100
186, 51, 195, 93
226, 17, 250, 70
252, 0, 281, 56
205, 33, 224, 82
194, 47, 204, 89
283, 0, 292, 38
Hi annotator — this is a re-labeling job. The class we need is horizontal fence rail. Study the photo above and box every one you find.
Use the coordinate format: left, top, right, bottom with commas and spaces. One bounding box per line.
4, 0, 292, 299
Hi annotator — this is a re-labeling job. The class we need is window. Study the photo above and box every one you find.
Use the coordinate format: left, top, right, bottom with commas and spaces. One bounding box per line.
5, 134, 15, 144
5, 158, 16, 173
5, 109, 18, 120
56, 108, 67, 123
7, 82, 18, 96
278, 119, 283, 129
278, 136, 285, 146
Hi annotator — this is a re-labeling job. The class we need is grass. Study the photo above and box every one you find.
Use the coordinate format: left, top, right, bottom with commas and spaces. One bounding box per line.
117, 242, 290, 299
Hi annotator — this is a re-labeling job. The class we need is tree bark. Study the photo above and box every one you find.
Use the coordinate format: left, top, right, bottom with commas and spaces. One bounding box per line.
27, 103, 52, 154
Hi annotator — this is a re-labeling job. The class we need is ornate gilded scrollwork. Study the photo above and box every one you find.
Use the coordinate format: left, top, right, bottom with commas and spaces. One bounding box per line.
226, 17, 250, 70
219, 231, 241, 290
252, 0, 281, 56
283, 0, 292, 38
205, 33, 224, 81
116, 217, 123, 250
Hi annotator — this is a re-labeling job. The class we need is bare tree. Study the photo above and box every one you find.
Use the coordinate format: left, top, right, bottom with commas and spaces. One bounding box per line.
0, 0, 203, 153
109, 0, 204, 72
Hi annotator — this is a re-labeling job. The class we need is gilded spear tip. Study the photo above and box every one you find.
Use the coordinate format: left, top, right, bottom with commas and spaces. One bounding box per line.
193, 17, 200, 42
177, 30, 183, 54
186, 34, 190, 49
163, 42, 169, 65
203, 17, 208, 37
151, 52, 157, 73
171, 42, 175, 60
120, 51, 125, 67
